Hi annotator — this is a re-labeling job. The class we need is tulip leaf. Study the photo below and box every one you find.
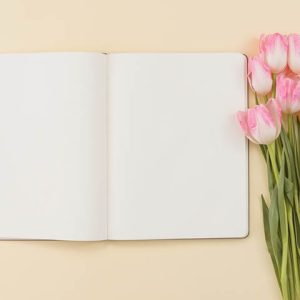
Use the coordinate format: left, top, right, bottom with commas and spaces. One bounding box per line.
287, 246, 295, 300
281, 128, 296, 181
277, 152, 289, 298
292, 116, 300, 186
260, 144, 267, 162
284, 177, 294, 207
262, 194, 281, 289
268, 187, 282, 270
293, 213, 300, 257
266, 152, 275, 194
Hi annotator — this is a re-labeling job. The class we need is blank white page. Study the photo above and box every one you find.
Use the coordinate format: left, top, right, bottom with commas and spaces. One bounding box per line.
0, 53, 107, 241
108, 53, 248, 240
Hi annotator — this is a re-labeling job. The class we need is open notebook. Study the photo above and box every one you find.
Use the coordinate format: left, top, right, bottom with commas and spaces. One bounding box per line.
0, 52, 248, 241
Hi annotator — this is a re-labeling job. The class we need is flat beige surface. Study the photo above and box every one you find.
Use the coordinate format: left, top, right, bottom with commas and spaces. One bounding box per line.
0, 0, 298, 299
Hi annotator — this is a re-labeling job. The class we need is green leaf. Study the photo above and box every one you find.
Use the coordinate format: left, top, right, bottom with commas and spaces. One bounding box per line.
287, 245, 295, 300
293, 212, 300, 257
277, 152, 289, 300
281, 128, 296, 182
260, 144, 267, 162
292, 116, 300, 189
284, 177, 294, 207
268, 187, 282, 264
266, 152, 275, 194
262, 194, 281, 289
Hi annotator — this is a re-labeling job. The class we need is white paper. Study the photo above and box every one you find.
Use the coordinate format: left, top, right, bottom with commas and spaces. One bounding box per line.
0, 53, 107, 240
107, 53, 248, 240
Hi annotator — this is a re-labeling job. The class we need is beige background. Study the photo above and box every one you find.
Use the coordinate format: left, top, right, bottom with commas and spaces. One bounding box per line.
0, 0, 298, 299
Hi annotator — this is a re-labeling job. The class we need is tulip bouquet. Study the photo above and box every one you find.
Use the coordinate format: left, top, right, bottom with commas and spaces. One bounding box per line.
237, 33, 300, 300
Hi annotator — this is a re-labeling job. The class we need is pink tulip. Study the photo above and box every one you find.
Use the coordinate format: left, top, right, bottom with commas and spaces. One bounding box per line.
276, 71, 300, 113
248, 55, 273, 96
288, 34, 300, 74
260, 33, 288, 74
237, 99, 282, 145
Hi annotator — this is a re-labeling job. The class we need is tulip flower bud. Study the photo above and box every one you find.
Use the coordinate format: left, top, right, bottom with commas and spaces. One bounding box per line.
260, 33, 288, 74
276, 72, 300, 113
236, 99, 282, 145
288, 34, 300, 74
248, 55, 273, 96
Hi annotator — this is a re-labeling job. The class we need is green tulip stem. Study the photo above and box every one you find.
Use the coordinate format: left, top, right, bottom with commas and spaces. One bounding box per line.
255, 93, 259, 105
